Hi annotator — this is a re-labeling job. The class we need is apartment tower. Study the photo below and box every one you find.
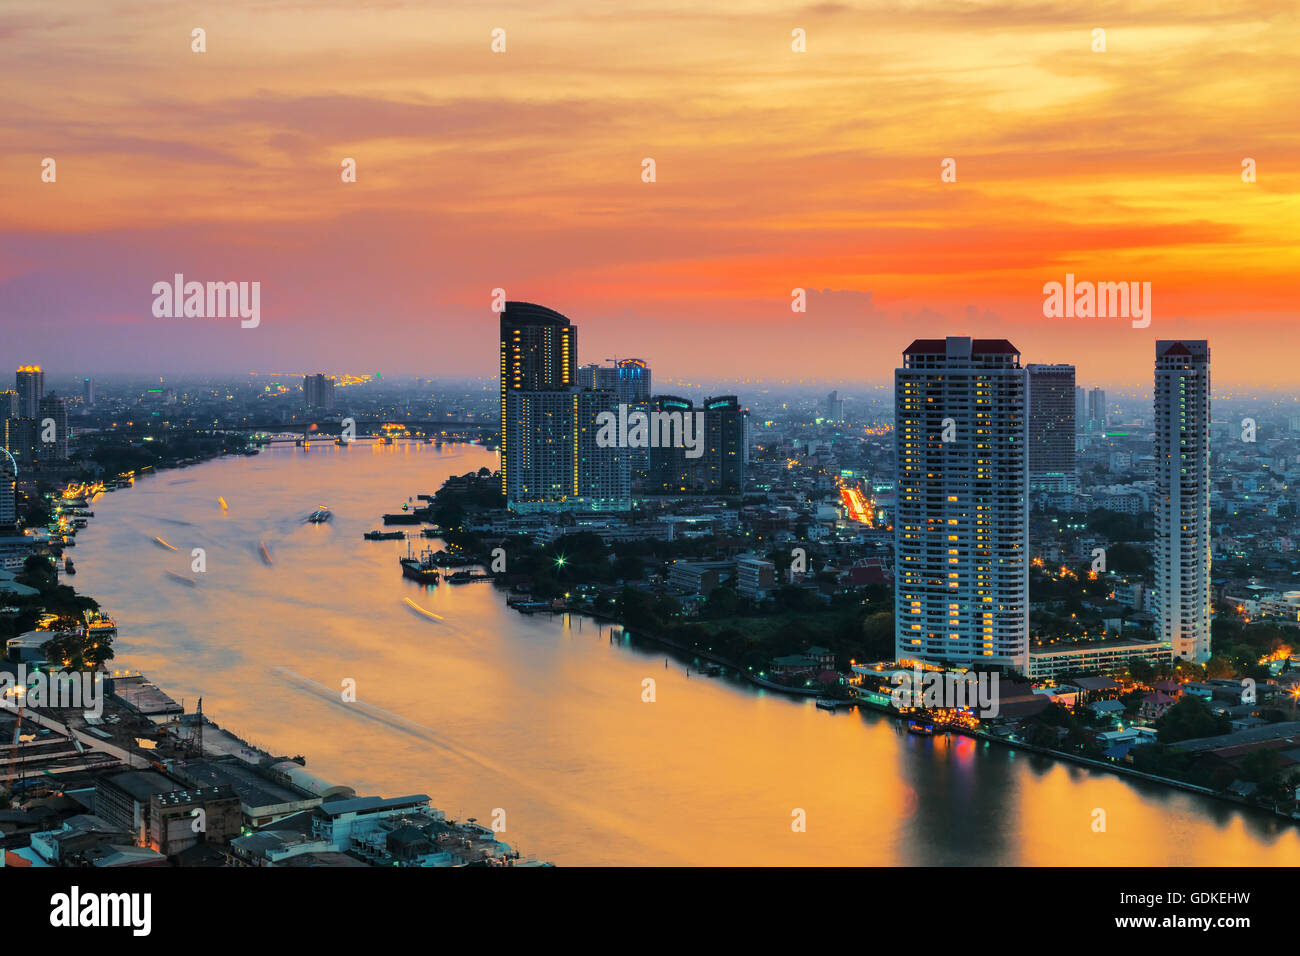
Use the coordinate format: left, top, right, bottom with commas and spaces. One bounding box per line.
894, 337, 1030, 673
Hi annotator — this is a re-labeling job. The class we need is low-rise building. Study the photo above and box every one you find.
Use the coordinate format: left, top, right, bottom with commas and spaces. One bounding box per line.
667, 560, 733, 595
1028, 637, 1172, 680
94, 770, 183, 845
735, 556, 775, 600
151, 785, 242, 857
1140, 691, 1175, 720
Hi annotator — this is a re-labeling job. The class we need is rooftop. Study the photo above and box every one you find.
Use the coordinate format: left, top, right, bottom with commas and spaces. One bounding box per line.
319, 793, 431, 817
1174, 721, 1300, 753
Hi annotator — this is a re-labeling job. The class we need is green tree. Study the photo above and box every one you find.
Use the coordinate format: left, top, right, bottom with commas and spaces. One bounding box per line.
1156, 696, 1229, 744
861, 611, 894, 660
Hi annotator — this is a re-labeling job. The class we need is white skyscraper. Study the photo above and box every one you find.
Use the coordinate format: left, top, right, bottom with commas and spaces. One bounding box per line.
894, 337, 1030, 673
1154, 340, 1212, 663
0, 448, 16, 528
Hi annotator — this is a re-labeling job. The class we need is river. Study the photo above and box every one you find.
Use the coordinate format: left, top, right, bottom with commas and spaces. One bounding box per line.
73, 441, 1300, 865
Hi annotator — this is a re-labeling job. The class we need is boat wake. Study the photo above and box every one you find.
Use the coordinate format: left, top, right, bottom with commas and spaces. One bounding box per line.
271, 666, 444, 744
268, 665, 686, 860
403, 597, 444, 621
147, 515, 194, 527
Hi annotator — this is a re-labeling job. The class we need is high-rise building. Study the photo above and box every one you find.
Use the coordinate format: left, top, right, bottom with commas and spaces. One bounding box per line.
894, 337, 1029, 673
1087, 387, 1107, 431
503, 388, 629, 512
576, 363, 618, 392
647, 395, 697, 493
500, 302, 577, 499
615, 359, 651, 403
0, 391, 18, 418
1026, 364, 1076, 488
15, 366, 43, 418
303, 374, 335, 410
500, 303, 629, 512
0, 448, 17, 529
825, 390, 845, 422
38, 394, 69, 461
576, 359, 651, 403
83, 378, 96, 407
3, 418, 36, 468
702, 395, 746, 494
642, 395, 746, 495
1154, 340, 1212, 663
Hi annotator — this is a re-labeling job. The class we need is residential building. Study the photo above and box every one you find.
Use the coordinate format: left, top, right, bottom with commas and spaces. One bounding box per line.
1153, 340, 1212, 662
15, 366, 43, 418
38, 393, 69, 460
303, 373, 335, 410
1026, 363, 1075, 489
893, 337, 1030, 673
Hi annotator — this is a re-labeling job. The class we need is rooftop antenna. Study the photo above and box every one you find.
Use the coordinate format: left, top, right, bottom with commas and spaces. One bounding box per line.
194, 698, 203, 756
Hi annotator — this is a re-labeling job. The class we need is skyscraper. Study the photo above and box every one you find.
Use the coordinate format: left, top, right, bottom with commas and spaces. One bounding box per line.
2, 418, 36, 468
0, 448, 17, 529
642, 395, 746, 495
1154, 340, 1212, 663
894, 337, 1029, 673
1087, 387, 1107, 431
825, 390, 844, 422
500, 302, 576, 499
15, 366, 43, 418
303, 374, 335, 410
615, 359, 651, 403
38, 394, 69, 461
1026, 364, 1076, 489
503, 389, 629, 512
83, 378, 96, 407
500, 302, 627, 512
576, 359, 652, 403
702, 395, 746, 494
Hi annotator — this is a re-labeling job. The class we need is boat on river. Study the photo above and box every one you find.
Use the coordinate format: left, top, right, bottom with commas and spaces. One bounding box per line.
400, 544, 440, 584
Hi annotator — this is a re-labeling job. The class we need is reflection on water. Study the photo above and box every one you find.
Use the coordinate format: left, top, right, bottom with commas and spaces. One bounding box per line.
75, 442, 1300, 865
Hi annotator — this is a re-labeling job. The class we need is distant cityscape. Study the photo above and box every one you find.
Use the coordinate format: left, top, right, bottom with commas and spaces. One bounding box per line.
4, 313, 1300, 869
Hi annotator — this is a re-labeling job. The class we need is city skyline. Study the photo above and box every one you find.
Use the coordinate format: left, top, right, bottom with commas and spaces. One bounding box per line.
6, 0, 1300, 910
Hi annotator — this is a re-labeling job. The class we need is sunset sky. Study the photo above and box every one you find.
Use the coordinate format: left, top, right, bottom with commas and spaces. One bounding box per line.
2, 0, 1297, 387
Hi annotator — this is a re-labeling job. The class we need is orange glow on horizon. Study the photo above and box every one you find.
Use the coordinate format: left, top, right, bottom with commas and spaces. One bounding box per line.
0, 2, 1296, 385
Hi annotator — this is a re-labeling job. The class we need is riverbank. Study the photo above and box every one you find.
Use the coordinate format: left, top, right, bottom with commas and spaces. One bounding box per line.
19, 465, 541, 864
545, 603, 826, 697
529, 596, 1300, 827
